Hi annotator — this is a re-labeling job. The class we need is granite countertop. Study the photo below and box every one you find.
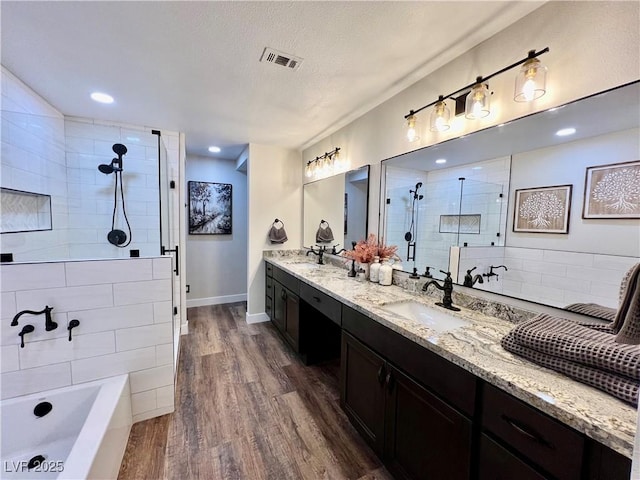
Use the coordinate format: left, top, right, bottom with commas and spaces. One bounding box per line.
264, 252, 638, 459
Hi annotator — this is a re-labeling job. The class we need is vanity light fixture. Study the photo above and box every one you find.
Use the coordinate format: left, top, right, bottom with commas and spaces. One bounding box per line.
90, 92, 114, 104
305, 147, 341, 178
403, 47, 549, 139
514, 50, 548, 102
429, 96, 451, 132
556, 127, 576, 136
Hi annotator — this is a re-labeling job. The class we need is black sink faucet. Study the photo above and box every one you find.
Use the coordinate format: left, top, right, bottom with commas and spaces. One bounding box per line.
331, 244, 346, 255
306, 245, 326, 264
463, 267, 485, 287
422, 270, 461, 311
11, 306, 58, 331
483, 264, 508, 281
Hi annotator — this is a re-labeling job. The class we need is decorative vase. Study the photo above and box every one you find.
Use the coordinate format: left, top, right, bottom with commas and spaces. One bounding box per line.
369, 256, 381, 283
379, 259, 393, 286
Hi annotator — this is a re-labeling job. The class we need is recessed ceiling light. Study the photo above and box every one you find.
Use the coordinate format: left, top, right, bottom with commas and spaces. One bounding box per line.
556, 127, 576, 137
472, 166, 483, 170
208, 146, 221, 153
90, 92, 114, 104
435, 159, 447, 164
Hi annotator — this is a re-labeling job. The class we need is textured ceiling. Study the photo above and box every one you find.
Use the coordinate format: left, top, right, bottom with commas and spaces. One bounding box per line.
1, 1, 543, 160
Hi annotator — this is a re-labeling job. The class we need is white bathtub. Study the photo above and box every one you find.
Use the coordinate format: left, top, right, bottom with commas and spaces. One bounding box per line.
1, 375, 132, 480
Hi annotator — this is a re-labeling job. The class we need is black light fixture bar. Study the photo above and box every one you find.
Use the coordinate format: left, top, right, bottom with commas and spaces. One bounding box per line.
306, 147, 341, 167
404, 47, 550, 119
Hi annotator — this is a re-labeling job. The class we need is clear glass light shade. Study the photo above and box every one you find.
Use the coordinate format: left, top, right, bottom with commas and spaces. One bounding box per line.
305, 162, 313, 178
333, 151, 343, 171
429, 101, 451, 132
514, 58, 547, 102
465, 83, 491, 119
406, 114, 420, 142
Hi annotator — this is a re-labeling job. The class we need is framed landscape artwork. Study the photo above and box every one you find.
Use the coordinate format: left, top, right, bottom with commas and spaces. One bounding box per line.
582, 160, 640, 219
188, 181, 232, 234
513, 184, 572, 234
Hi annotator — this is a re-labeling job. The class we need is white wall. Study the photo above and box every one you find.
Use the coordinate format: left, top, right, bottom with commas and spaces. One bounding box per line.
185, 154, 247, 307
508, 128, 640, 256
0, 257, 175, 423
1, 67, 69, 261
246, 144, 302, 321
303, 2, 640, 238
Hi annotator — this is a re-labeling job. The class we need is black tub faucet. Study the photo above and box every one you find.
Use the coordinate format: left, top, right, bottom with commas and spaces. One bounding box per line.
18, 324, 35, 348
483, 265, 508, 281
463, 267, 485, 287
422, 270, 461, 311
11, 306, 57, 331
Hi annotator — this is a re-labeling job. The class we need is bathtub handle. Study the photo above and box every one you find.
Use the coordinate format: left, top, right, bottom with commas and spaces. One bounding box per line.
68, 319, 80, 341
19, 324, 35, 348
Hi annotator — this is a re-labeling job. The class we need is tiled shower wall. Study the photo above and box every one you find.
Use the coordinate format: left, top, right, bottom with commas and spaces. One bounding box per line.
0, 257, 175, 423
1, 67, 69, 260
458, 246, 636, 309
65, 118, 161, 259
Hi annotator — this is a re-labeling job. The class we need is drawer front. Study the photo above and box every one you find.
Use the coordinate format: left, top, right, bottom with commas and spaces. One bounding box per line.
273, 266, 299, 294
482, 384, 584, 480
478, 434, 547, 480
299, 282, 341, 325
342, 305, 476, 416
266, 262, 273, 277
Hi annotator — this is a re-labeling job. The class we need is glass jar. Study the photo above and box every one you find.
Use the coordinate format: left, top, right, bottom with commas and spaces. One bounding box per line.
379, 259, 393, 286
369, 256, 381, 283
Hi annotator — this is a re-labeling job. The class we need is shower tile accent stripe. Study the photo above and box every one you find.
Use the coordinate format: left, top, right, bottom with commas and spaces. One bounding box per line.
0, 256, 175, 423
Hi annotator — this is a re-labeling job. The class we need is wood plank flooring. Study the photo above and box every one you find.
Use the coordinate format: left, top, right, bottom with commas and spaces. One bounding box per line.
118, 302, 392, 480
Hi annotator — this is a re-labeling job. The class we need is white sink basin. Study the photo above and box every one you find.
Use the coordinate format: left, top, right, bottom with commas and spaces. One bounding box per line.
381, 300, 469, 333
293, 263, 321, 270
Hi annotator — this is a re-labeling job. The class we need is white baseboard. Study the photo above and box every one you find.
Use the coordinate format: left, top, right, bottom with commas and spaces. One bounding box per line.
246, 312, 270, 324
180, 321, 189, 335
186, 293, 247, 308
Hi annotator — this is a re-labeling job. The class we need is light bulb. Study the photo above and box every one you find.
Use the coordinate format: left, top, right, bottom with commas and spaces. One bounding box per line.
514, 55, 547, 102
465, 81, 490, 119
305, 163, 313, 178
406, 114, 419, 142
429, 98, 451, 132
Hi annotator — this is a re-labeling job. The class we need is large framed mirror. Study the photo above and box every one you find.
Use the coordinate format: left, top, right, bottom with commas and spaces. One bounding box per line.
381, 81, 639, 314
304, 165, 370, 250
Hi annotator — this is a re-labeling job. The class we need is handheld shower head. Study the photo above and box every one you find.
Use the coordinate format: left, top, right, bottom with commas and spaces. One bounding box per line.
112, 143, 128, 157
98, 164, 114, 174
415, 182, 423, 189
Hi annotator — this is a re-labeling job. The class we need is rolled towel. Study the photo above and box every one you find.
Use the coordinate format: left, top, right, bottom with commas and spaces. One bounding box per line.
615, 263, 640, 344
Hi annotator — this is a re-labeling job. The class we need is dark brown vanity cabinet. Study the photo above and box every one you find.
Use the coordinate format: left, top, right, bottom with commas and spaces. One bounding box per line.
269, 264, 301, 352
341, 306, 474, 480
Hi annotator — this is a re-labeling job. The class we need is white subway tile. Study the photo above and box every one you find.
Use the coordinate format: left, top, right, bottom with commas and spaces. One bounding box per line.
152, 258, 172, 279
522, 283, 565, 303
129, 364, 173, 393
71, 331, 116, 360
16, 284, 113, 313
116, 323, 172, 352
156, 385, 175, 409
68, 303, 154, 334
592, 255, 638, 271
0, 262, 66, 292
131, 389, 157, 416
504, 248, 544, 261
542, 250, 594, 267
71, 346, 156, 384
113, 279, 171, 306
19, 336, 73, 370
521, 260, 567, 277
1, 292, 16, 319
156, 344, 173, 366
65, 259, 153, 286
1, 345, 20, 373
565, 265, 625, 284
1, 363, 71, 400
153, 301, 172, 324
133, 405, 174, 424
545, 275, 590, 294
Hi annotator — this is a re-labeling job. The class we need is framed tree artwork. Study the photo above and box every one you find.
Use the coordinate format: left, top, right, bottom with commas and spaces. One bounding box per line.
188, 181, 232, 234
582, 160, 640, 219
513, 184, 572, 234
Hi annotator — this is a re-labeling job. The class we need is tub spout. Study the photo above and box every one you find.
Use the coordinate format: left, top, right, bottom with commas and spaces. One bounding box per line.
11, 306, 57, 331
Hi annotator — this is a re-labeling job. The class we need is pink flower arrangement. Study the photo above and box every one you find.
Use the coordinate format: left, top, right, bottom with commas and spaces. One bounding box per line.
344, 234, 398, 264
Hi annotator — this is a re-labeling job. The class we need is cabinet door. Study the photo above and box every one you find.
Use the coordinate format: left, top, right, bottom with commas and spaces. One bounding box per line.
283, 290, 300, 352
340, 332, 386, 456
272, 281, 286, 334
384, 365, 472, 480
478, 434, 547, 480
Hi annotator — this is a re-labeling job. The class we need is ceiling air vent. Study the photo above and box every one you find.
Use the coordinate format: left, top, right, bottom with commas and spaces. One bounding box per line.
260, 47, 303, 71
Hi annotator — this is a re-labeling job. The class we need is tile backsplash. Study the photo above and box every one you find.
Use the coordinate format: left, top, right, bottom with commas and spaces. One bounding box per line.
0, 257, 174, 423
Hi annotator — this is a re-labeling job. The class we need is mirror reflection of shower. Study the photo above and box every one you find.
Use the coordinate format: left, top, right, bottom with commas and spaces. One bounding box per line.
97, 143, 132, 247
405, 182, 423, 263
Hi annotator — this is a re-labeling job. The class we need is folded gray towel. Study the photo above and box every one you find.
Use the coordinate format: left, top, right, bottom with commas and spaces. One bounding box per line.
268, 220, 288, 244
613, 263, 640, 345
502, 331, 639, 406
507, 314, 640, 380
315, 221, 334, 243
564, 302, 616, 322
